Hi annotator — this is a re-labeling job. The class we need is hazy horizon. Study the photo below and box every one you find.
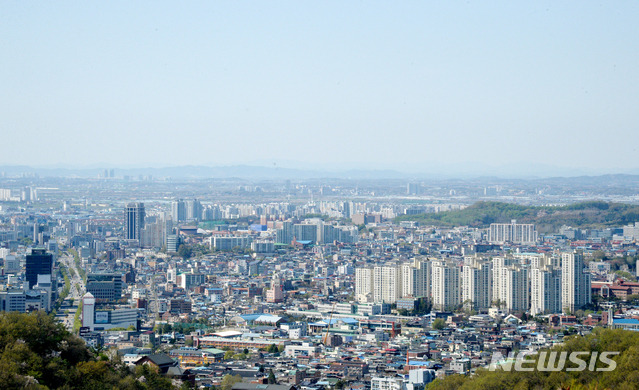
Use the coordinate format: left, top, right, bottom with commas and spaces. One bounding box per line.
2, 160, 638, 180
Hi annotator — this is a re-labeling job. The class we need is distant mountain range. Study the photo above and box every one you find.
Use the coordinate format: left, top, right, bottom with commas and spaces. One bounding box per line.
1, 164, 639, 182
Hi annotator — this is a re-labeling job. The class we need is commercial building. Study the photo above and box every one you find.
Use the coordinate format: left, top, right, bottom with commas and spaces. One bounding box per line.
0, 290, 27, 312
26, 249, 53, 289
86, 273, 123, 301
125, 203, 145, 241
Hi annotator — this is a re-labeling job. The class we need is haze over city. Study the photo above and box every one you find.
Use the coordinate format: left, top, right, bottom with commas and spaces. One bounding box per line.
2, 2, 638, 176
4, 3, 639, 388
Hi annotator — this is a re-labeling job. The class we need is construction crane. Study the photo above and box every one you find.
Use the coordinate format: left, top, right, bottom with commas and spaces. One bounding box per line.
322, 302, 337, 345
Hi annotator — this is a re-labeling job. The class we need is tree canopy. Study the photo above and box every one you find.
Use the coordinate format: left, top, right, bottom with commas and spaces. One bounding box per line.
0, 311, 176, 389
426, 327, 639, 390
431, 318, 446, 330
220, 374, 243, 390
395, 201, 639, 232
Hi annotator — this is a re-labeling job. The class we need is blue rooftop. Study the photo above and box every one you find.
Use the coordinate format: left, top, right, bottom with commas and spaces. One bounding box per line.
239, 313, 265, 321
613, 319, 639, 325
408, 361, 432, 367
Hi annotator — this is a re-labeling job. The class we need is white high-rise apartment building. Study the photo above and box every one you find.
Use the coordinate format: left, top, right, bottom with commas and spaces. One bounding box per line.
489, 220, 538, 244
355, 267, 374, 302
462, 258, 492, 310
356, 260, 432, 304
492, 257, 516, 304
502, 266, 529, 312
414, 258, 432, 298
530, 262, 562, 315
562, 251, 592, 313
493, 257, 529, 312
373, 266, 402, 303
401, 264, 416, 298
514, 252, 546, 267
623, 222, 639, 240
171, 199, 186, 222
432, 260, 460, 310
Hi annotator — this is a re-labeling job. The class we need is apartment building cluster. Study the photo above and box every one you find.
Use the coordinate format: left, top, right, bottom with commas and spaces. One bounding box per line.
356, 251, 591, 314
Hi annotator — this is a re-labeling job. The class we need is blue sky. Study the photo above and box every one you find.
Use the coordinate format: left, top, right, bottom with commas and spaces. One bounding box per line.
1, 1, 638, 174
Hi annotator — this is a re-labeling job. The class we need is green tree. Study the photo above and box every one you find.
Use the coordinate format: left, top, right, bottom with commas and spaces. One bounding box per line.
135, 363, 174, 390
415, 298, 432, 315
615, 270, 637, 282
432, 318, 446, 330
220, 374, 243, 390
425, 327, 639, 390
627, 294, 639, 305
177, 244, 192, 259
268, 369, 277, 384
0, 311, 180, 389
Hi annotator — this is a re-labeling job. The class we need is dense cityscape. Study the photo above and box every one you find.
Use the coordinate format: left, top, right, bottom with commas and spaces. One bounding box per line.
3, 2, 639, 388
1, 171, 639, 388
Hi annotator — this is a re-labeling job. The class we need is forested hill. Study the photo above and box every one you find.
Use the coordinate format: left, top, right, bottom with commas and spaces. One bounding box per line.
426, 327, 639, 390
395, 201, 639, 232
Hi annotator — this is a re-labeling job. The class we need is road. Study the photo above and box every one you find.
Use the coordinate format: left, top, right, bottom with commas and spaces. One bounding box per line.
58, 254, 86, 332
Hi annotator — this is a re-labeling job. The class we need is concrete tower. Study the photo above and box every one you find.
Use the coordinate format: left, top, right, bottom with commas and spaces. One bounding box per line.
82, 292, 95, 331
